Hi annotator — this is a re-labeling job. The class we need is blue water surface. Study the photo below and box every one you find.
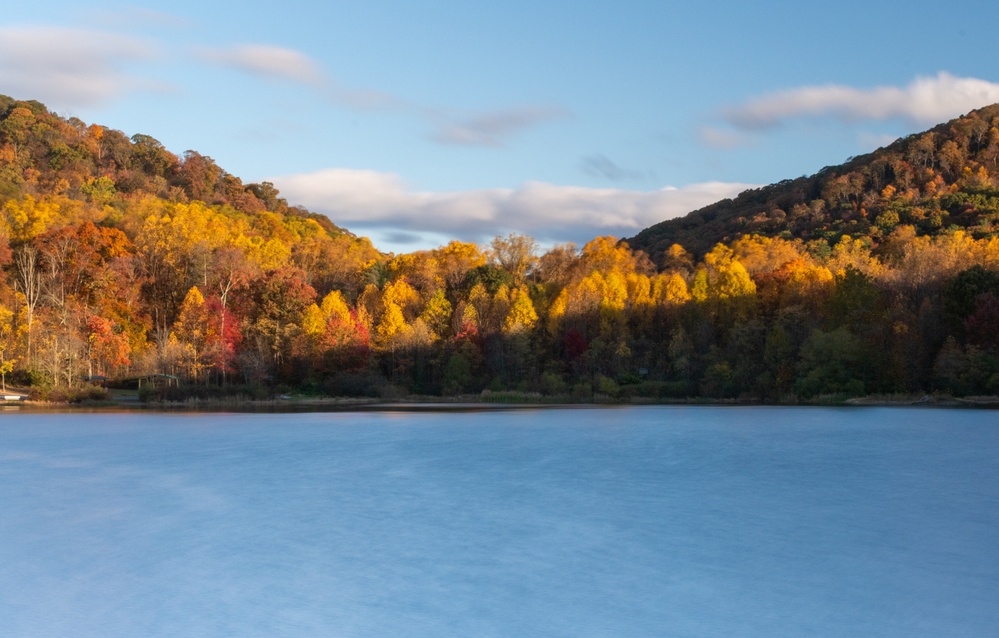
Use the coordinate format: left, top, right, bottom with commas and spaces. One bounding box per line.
1, 406, 997, 637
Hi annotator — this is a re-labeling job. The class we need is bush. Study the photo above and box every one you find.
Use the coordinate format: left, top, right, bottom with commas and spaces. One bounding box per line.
618, 381, 669, 399
11, 368, 48, 389
378, 384, 406, 400
595, 374, 620, 398
45, 387, 69, 403
31, 384, 111, 403
540, 371, 568, 396
139, 383, 271, 403
70, 385, 111, 403
661, 381, 696, 398
571, 382, 592, 401
322, 372, 387, 397
480, 389, 543, 403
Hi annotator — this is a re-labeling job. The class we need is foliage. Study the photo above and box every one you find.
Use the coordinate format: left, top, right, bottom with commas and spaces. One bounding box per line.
628, 104, 999, 261
4, 95, 999, 401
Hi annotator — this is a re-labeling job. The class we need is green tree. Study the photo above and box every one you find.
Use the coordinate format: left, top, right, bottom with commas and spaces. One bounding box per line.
796, 328, 868, 397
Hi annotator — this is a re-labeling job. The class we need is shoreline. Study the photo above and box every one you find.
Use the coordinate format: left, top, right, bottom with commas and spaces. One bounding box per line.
4, 392, 999, 412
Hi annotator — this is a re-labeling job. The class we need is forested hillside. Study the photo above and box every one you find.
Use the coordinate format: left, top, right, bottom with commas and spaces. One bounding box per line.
629, 104, 999, 260
2, 96, 999, 402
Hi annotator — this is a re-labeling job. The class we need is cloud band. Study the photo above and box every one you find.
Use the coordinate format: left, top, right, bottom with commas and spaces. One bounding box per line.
725, 72, 999, 130
272, 168, 753, 246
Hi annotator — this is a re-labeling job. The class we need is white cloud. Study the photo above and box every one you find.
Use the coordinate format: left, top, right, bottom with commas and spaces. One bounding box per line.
198, 44, 402, 111
197, 45, 561, 143
197, 44, 328, 87
0, 27, 155, 109
271, 168, 753, 248
725, 72, 999, 130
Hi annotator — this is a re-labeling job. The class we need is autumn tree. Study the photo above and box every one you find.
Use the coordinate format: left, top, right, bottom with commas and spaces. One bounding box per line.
435, 241, 486, 296
490, 233, 538, 284
85, 314, 131, 378
11, 245, 42, 365
239, 266, 316, 382
0, 304, 15, 390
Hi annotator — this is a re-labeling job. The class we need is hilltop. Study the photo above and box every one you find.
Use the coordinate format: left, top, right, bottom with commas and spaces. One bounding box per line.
628, 105, 999, 261
0, 95, 356, 241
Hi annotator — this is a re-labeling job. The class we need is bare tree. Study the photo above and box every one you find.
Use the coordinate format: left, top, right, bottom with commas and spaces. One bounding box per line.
13, 245, 42, 366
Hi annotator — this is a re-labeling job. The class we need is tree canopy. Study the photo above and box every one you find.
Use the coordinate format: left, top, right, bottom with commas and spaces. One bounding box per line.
3, 96, 999, 401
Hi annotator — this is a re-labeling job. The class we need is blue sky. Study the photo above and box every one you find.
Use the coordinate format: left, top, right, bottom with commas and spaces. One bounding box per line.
3, 1, 999, 252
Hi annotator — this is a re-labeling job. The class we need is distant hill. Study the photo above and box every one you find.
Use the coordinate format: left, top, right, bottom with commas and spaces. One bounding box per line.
0, 94, 354, 241
627, 104, 999, 262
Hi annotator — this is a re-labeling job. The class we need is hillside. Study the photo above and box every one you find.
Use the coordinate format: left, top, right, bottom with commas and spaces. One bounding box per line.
0, 95, 353, 240
628, 105, 999, 261
2, 95, 999, 403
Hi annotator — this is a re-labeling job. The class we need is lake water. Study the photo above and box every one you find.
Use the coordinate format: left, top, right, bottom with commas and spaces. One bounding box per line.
1, 406, 997, 637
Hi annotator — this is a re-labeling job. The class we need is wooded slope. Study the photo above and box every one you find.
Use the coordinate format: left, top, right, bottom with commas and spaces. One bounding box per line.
629, 105, 999, 262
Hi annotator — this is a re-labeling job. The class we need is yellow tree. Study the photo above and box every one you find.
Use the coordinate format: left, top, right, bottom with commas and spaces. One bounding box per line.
382, 279, 421, 320
386, 250, 443, 295
662, 243, 694, 274
732, 235, 805, 275
626, 273, 651, 306
0, 305, 15, 390
580, 236, 645, 276
468, 283, 506, 334
293, 232, 378, 297
980, 237, 999, 271
498, 284, 539, 383
826, 236, 882, 278
546, 272, 602, 340
172, 286, 212, 380
880, 227, 979, 290
320, 290, 352, 325
777, 258, 835, 311
503, 286, 538, 333
321, 289, 360, 349
2, 196, 57, 242
626, 272, 654, 332
595, 271, 628, 339
302, 289, 362, 357
702, 244, 757, 300
376, 301, 409, 348
434, 241, 486, 292
419, 289, 453, 339
452, 300, 480, 338
651, 273, 692, 307
492, 285, 512, 331
302, 304, 326, 341
356, 283, 382, 334
690, 267, 709, 303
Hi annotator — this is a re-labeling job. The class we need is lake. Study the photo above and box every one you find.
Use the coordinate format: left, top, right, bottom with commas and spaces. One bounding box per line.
1, 406, 997, 637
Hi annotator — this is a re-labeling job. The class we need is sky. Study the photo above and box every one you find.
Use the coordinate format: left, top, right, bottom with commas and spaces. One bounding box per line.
3, 1, 999, 253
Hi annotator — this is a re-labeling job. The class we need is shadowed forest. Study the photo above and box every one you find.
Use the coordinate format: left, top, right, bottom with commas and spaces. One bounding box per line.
2, 95, 999, 401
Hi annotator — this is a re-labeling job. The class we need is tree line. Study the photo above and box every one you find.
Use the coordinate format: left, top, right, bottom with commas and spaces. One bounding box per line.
2, 96, 999, 401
